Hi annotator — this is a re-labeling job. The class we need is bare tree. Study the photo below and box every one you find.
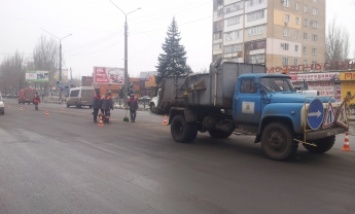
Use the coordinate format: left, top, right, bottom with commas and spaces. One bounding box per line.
31, 36, 58, 93
325, 18, 350, 69
0, 52, 27, 95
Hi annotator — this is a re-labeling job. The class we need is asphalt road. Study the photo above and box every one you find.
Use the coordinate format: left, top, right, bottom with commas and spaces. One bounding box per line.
0, 98, 354, 214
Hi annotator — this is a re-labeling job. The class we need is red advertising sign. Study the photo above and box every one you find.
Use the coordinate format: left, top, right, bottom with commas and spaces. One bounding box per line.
93, 67, 124, 85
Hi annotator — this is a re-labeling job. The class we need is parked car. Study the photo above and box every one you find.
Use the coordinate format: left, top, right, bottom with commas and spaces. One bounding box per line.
0, 94, 5, 115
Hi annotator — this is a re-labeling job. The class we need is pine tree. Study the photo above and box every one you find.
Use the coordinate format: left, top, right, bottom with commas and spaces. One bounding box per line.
155, 17, 191, 85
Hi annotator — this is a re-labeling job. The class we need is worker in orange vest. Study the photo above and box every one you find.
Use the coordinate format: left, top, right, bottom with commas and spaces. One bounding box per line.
33, 92, 41, 110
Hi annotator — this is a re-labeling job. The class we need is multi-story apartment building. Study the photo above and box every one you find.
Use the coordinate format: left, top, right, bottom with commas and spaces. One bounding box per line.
212, 0, 326, 73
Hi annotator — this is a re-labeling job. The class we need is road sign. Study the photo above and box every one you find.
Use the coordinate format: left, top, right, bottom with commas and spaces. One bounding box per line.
307, 99, 324, 130
322, 103, 335, 129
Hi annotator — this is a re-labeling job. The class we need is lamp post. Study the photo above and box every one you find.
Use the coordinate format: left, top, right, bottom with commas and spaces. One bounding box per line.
58, 34, 72, 101
109, 0, 140, 102
43, 30, 72, 101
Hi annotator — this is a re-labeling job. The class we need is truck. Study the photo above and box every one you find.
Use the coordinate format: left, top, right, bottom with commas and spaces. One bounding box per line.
18, 88, 36, 104
157, 61, 349, 161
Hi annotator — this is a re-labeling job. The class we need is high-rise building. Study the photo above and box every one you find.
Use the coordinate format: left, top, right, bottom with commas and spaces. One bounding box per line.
212, 0, 325, 73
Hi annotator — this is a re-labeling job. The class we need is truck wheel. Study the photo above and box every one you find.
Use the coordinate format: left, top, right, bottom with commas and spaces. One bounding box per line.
149, 103, 156, 113
208, 129, 233, 139
302, 136, 335, 153
261, 122, 298, 161
171, 115, 198, 143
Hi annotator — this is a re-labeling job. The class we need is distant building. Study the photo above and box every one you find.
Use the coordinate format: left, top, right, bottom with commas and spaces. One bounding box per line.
212, 0, 326, 72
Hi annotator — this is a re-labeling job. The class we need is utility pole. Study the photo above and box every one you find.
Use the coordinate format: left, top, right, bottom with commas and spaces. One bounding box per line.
42, 29, 72, 101
109, 0, 140, 103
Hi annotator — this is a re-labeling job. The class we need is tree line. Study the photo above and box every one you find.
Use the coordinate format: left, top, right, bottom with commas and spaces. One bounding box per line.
0, 17, 353, 96
0, 36, 59, 96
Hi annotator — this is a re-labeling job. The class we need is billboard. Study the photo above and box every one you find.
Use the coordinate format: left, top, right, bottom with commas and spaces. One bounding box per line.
25, 71, 49, 82
93, 67, 124, 85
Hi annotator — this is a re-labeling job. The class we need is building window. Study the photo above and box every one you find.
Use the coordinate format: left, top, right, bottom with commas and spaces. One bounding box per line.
295, 2, 299, 10
224, 44, 242, 54
248, 54, 265, 64
294, 31, 298, 39
281, 43, 289, 50
312, 0, 317, 3
225, 30, 241, 41
226, 16, 241, 26
303, 19, 308, 27
214, 21, 223, 31
312, 61, 317, 68
285, 14, 290, 23
295, 17, 299, 25
217, 8, 224, 17
303, 46, 307, 54
283, 28, 289, 37
224, 1, 244, 14
312, 48, 317, 56
303, 33, 308, 40
311, 34, 318, 42
283, 0, 290, 7
304, 5, 308, 13
312, 8, 318, 16
282, 57, 289, 66
247, 9, 265, 22
295, 45, 299, 52
248, 25, 264, 36
248, 0, 265, 7
213, 43, 222, 50
213, 0, 223, 9
311, 20, 318, 29
213, 32, 222, 40
294, 59, 298, 66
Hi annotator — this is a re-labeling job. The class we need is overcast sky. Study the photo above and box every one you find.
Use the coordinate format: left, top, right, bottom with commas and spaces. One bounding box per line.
1, 0, 354, 79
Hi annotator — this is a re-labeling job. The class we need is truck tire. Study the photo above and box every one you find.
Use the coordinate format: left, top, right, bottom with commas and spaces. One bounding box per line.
171, 115, 198, 143
261, 122, 298, 161
149, 103, 156, 113
302, 136, 335, 153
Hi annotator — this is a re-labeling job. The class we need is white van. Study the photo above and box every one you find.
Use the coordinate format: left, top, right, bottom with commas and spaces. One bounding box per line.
66, 86, 95, 108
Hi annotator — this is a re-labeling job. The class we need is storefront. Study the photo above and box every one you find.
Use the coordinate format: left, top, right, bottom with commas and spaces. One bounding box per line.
339, 71, 355, 114
291, 72, 341, 102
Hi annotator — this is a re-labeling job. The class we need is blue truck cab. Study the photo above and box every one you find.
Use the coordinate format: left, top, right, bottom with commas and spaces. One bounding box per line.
233, 73, 348, 160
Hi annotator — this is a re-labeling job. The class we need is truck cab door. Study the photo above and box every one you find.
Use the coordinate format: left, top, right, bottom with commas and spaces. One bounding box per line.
233, 78, 262, 124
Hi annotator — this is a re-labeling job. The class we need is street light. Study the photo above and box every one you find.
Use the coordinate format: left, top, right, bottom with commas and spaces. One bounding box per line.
43, 30, 72, 101
109, 0, 141, 102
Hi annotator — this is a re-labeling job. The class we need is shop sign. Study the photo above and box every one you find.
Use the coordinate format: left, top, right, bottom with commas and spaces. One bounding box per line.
295, 72, 339, 81
340, 72, 355, 81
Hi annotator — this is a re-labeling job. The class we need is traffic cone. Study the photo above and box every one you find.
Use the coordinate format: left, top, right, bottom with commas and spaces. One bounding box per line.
98, 115, 104, 127
45, 110, 49, 117
162, 115, 168, 126
20, 107, 24, 112
60, 107, 64, 112
342, 132, 351, 151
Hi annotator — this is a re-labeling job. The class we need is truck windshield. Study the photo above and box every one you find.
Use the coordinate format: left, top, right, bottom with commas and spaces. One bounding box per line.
260, 77, 294, 93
